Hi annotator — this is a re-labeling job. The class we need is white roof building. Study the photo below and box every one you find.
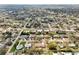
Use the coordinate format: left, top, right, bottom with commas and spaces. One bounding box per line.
0, 43, 4, 48
68, 43, 76, 47
16, 44, 23, 50
25, 43, 32, 48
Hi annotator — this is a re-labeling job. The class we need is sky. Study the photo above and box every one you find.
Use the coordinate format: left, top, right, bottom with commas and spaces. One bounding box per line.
0, 0, 79, 4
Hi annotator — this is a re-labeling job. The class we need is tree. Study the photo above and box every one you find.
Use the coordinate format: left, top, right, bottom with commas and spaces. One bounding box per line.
2, 31, 12, 39
48, 41, 57, 50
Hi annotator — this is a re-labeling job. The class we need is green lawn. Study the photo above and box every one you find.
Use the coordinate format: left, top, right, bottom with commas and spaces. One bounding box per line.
10, 40, 19, 52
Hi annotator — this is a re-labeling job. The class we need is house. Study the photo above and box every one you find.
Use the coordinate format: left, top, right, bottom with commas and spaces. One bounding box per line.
37, 29, 42, 32
68, 43, 76, 47
25, 43, 32, 48
0, 43, 5, 48
34, 42, 46, 48
20, 35, 29, 39
44, 29, 49, 32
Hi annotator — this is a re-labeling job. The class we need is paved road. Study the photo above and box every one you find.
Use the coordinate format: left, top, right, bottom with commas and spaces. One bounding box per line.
48, 23, 52, 31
